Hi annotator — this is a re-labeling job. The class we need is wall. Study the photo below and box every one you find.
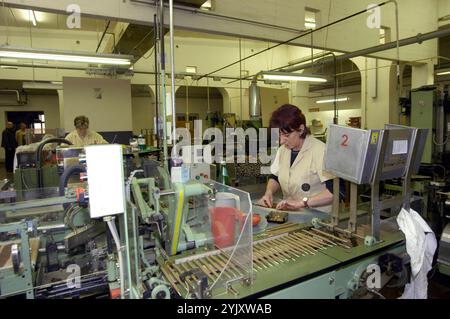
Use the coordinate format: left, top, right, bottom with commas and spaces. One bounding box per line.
133, 36, 290, 89
304, 91, 362, 129
260, 87, 290, 127
175, 97, 223, 118
352, 58, 399, 129
307, 109, 362, 131
132, 96, 154, 136
439, 0, 450, 27
131, 95, 224, 135
0, 27, 101, 52
62, 77, 132, 132
0, 93, 60, 159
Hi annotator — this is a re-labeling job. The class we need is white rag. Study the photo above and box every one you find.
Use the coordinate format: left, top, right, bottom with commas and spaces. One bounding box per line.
397, 207, 437, 299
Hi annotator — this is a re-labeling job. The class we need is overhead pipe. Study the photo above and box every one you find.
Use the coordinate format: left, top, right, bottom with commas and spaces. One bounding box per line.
159, 0, 169, 170
248, 77, 261, 119
154, 13, 160, 149
169, 0, 177, 152
283, 28, 450, 73
0, 89, 25, 104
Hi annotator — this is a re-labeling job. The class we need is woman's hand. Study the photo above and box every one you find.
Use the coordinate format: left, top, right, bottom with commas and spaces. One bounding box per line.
276, 199, 305, 211
258, 193, 273, 208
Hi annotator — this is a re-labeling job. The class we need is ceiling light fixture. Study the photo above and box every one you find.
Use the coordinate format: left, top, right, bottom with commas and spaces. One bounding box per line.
316, 97, 349, 104
436, 70, 450, 76
23, 82, 63, 90
200, 0, 212, 11
0, 46, 133, 66
0, 65, 18, 70
261, 71, 327, 83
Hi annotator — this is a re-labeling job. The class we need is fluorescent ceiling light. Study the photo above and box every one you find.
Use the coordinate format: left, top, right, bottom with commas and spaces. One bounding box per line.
0, 46, 133, 66
316, 97, 349, 104
305, 22, 316, 29
200, 0, 212, 10
186, 66, 197, 74
23, 82, 63, 90
261, 71, 327, 83
436, 70, 450, 76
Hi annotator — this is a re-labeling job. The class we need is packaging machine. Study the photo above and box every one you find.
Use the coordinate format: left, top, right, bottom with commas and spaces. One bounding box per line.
0, 124, 428, 299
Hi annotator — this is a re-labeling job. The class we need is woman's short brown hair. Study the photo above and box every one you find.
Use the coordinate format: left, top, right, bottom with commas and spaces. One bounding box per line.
269, 104, 310, 138
74, 116, 89, 129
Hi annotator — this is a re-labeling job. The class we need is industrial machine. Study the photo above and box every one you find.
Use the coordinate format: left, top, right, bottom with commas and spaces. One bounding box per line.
14, 138, 73, 196
0, 122, 430, 299
409, 85, 450, 276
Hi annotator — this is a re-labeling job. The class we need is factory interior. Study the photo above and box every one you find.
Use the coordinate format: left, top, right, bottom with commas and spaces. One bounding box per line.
0, 0, 449, 301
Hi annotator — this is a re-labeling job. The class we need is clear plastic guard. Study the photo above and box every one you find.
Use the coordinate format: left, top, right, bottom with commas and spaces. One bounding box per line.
165, 180, 253, 298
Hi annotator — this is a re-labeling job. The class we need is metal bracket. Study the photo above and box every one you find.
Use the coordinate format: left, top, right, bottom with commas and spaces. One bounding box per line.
179, 268, 209, 299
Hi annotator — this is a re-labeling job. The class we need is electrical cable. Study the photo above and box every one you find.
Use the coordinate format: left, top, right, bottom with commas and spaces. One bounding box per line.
433, 134, 449, 147
106, 217, 124, 299
209, 212, 252, 291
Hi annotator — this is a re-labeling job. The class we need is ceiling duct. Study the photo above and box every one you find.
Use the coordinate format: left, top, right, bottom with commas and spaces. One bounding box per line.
249, 79, 261, 119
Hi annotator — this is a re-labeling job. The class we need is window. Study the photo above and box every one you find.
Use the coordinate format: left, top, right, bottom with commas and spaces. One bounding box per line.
305, 8, 319, 29
186, 66, 197, 74
379, 26, 391, 44
200, 0, 213, 11
33, 114, 46, 134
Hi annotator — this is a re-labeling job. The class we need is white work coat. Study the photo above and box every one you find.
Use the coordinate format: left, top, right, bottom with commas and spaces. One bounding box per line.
270, 135, 333, 213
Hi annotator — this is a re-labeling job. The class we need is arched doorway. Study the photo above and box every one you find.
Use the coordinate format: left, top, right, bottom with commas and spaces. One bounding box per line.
175, 86, 224, 132
301, 57, 362, 131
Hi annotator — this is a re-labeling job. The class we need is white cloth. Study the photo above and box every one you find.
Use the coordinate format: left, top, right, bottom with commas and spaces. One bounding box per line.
397, 207, 437, 299
270, 135, 334, 213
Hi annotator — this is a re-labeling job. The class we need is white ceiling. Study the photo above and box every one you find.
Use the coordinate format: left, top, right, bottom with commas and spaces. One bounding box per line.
0, 7, 115, 31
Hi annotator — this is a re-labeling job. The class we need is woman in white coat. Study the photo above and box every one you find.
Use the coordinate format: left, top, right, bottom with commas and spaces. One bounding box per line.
258, 104, 338, 213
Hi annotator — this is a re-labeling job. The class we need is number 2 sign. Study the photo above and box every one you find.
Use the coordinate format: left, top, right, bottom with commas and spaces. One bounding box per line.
341, 134, 349, 147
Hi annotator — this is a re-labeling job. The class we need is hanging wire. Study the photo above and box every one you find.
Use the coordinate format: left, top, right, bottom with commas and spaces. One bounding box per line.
239, 38, 243, 122
206, 77, 210, 113
2, 0, 10, 45
27, 10, 36, 82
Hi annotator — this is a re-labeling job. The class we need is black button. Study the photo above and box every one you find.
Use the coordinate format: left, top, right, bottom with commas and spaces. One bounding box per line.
301, 183, 311, 192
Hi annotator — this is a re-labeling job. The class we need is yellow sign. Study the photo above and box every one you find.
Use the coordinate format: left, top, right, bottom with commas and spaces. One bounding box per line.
371, 132, 379, 144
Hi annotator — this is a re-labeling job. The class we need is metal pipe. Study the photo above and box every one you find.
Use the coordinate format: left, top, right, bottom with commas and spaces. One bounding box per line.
36, 223, 66, 232
206, 77, 210, 112
0, 89, 21, 103
154, 13, 160, 149
169, 0, 177, 151
284, 28, 450, 73
159, 0, 169, 170
105, 217, 124, 299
